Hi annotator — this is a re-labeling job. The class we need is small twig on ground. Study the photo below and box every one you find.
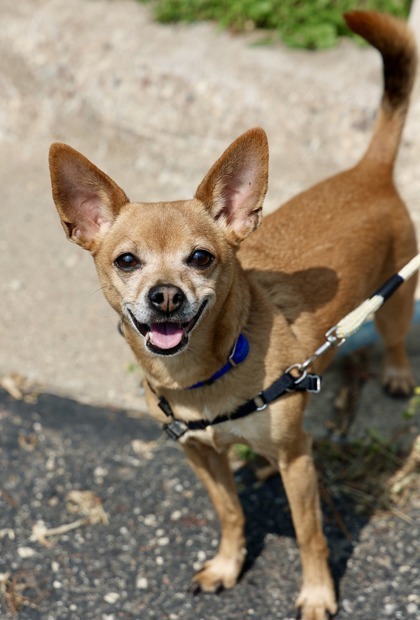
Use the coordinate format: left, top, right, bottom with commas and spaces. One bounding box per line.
0, 571, 44, 613
31, 490, 109, 546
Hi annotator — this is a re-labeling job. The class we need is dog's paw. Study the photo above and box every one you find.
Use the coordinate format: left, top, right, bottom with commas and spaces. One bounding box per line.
382, 365, 415, 398
296, 583, 337, 620
189, 553, 244, 593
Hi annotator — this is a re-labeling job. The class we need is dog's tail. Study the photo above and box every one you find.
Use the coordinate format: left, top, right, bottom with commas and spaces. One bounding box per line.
345, 10, 417, 170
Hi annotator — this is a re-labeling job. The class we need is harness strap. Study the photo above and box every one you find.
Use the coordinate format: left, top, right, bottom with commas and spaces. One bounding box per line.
159, 370, 321, 440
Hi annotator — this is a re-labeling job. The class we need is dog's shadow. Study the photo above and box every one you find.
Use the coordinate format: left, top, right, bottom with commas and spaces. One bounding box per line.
247, 266, 339, 326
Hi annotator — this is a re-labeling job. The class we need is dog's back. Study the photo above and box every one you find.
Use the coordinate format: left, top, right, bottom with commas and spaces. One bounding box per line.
240, 11, 418, 339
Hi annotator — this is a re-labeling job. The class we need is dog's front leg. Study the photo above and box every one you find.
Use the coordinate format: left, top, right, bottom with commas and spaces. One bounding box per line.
278, 432, 337, 620
182, 439, 246, 592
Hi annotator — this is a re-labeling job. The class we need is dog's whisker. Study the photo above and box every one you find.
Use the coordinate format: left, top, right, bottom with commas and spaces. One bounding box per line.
89, 285, 108, 297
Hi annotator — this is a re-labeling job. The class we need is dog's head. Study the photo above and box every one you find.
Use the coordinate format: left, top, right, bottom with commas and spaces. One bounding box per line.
49, 129, 268, 357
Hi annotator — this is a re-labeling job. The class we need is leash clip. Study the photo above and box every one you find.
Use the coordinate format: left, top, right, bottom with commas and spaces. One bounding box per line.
325, 326, 346, 348
290, 326, 347, 376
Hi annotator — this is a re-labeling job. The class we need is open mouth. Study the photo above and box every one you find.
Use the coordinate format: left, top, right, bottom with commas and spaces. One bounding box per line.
127, 300, 208, 356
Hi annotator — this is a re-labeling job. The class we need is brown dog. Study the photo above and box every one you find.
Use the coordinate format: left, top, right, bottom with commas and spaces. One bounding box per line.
49, 11, 418, 619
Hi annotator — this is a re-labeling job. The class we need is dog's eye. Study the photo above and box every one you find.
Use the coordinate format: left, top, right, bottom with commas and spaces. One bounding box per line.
114, 253, 141, 271
188, 249, 214, 269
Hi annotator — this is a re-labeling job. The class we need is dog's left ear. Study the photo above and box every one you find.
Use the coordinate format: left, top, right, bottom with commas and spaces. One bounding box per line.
49, 143, 129, 251
195, 128, 269, 242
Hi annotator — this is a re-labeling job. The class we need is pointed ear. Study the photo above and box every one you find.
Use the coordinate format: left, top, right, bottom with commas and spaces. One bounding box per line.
195, 128, 269, 242
49, 143, 129, 251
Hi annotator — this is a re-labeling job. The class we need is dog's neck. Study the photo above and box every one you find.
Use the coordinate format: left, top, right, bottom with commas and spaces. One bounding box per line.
126, 263, 252, 392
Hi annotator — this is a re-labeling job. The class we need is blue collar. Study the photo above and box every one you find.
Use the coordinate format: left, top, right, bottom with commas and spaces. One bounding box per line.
187, 333, 250, 390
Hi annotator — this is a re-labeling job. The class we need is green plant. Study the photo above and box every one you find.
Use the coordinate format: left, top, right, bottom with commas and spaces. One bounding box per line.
403, 386, 420, 419
141, 0, 412, 49
233, 443, 257, 462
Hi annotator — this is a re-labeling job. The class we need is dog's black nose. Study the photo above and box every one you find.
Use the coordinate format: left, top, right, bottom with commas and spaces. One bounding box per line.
148, 285, 185, 315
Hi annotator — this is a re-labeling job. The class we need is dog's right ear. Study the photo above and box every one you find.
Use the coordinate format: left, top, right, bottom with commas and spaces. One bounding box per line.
49, 143, 129, 251
195, 128, 269, 243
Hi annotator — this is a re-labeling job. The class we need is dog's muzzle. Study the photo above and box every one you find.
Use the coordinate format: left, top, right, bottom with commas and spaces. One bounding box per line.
127, 299, 208, 356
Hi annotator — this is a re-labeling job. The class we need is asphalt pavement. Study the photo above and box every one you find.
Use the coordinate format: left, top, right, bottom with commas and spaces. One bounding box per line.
0, 341, 419, 620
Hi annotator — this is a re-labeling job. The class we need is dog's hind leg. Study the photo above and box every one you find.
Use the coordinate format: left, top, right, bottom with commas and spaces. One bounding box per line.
278, 431, 337, 620
183, 440, 246, 592
374, 274, 417, 397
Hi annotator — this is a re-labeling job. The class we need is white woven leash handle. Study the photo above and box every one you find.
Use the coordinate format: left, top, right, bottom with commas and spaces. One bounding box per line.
399, 253, 420, 280
335, 296, 384, 339
335, 253, 420, 340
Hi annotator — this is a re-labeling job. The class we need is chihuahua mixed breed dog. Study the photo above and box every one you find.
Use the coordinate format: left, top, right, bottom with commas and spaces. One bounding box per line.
50, 11, 418, 620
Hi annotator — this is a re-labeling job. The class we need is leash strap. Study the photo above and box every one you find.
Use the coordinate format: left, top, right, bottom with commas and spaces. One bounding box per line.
295, 252, 420, 373
335, 253, 420, 339
161, 371, 321, 440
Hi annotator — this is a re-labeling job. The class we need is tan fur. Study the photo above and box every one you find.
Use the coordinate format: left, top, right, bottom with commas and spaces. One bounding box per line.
49, 11, 418, 619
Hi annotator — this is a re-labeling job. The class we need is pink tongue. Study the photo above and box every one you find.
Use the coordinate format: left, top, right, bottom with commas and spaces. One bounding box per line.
149, 323, 184, 350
